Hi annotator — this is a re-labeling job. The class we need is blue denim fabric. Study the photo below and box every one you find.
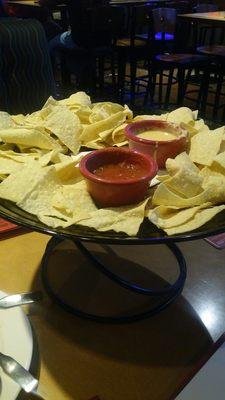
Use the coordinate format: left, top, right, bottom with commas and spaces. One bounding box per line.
49, 30, 77, 53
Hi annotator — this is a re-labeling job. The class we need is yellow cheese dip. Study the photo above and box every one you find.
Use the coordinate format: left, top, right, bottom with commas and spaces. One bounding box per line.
138, 130, 177, 141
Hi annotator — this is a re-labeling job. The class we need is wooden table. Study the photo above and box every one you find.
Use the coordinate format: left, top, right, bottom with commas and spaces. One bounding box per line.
7, 0, 69, 30
179, 11, 225, 27
110, 0, 170, 5
8, 0, 170, 7
178, 11, 225, 48
1, 229, 225, 399
7, 0, 40, 6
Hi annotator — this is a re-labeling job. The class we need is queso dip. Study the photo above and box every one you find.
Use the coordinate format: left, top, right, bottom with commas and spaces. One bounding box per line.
138, 130, 177, 141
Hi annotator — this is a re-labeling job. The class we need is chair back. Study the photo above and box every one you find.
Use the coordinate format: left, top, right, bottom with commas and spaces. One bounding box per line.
194, 4, 219, 12
69, 4, 125, 49
0, 17, 55, 114
166, 1, 190, 14
151, 7, 177, 40
129, 5, 152, 47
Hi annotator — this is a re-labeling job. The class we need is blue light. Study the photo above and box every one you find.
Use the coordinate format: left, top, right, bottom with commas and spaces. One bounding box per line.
155, 32, 174, 41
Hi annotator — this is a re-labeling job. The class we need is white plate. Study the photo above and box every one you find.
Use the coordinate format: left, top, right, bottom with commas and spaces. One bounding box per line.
0, 290, 33, 400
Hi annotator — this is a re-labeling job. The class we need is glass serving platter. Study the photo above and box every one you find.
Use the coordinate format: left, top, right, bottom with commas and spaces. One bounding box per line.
0, 110, 224, 245
0, 198, 225, 244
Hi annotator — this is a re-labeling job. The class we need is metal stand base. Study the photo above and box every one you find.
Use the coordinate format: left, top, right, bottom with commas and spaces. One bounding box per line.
41, 237, 187, 323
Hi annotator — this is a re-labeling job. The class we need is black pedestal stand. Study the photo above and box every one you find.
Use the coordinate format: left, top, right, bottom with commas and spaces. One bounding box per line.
41, 236, 187, 323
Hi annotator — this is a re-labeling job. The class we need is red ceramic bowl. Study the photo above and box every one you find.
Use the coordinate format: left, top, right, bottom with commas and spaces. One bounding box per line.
125, 120, 188, 168
79, 147, 158, 207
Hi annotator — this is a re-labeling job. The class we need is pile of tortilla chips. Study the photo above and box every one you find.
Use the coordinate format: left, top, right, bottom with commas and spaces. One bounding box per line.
0, 92, 224, 236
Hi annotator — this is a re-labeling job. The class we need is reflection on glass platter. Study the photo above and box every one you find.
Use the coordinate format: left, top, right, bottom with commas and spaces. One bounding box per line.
0, 199, 225, 244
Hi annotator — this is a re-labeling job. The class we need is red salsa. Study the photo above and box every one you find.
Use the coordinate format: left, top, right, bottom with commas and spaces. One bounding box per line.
93, 161, 146, 180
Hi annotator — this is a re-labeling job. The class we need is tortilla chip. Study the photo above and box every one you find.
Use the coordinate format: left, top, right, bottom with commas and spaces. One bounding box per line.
35, 179, 95, 228
165, 154, 203, 198
0, 112, 16, 129
212, 151, 225, 171
189, 128, 224, 166
89, 102, 126, 123
78, 198, 149, 236
60, 92, 91, 107
111, 123, 128, 144
202, 175, 225, 203
0, 173, 7, 182
0, 127, 62, 150
194, 118, 210, 134
44, 105, 82, 154
152, 183, 211, 208
52, 180, 97, 218
54, 159, 82, 183
17, 166, 67, 220
16, 169, 92, 228
164, 205, 225, 235
42, 96, 59, 109
75, 106, 92, 124
133, 114, 169, 122
147, 203, 212, 229
156, 174, 170, 182
84, 139, 107, 150
166, 107, 196, 125
80, 111, 128, 144
38, 149, 62, 166
166, 152, 200, 175
0, 160, 49, 202
11, 114, 26, 125
0, 143, 15, 152
52, 152, 73, 164
23, 111, 47, 127
0, 149, 38, 162
37, 214, 71, 228
0, 155, 27, 174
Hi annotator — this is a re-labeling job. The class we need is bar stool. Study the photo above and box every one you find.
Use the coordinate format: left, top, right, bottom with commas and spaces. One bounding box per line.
150, 7, 177, 54
144, 7, 209, 109
116, 4, 152, 105
194, 4, 218, 12
197, 45, 225, 121
145, 53, 209, 109
59, 5, 125, 96
194, 4, 220, 46
146, 7, 179, 105
165, 1, 190, 15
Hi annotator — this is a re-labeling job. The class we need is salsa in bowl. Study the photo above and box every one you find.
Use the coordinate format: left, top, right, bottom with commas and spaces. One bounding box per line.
79, 147, 158, 207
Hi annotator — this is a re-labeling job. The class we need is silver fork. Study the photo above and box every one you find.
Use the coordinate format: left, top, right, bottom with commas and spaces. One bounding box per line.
0, 291, 43, 309
0, 352, 43, 397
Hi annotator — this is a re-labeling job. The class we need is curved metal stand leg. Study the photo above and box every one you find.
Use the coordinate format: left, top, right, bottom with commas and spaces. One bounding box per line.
41, 237, 187, 323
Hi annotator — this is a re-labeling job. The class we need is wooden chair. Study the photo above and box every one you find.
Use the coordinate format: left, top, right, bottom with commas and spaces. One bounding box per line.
115, 4, 152, 105
150, 7, 177, 54
197, 45, 225, 121
165, 1, 190, 14
145, 53, 209, 109
59, 5, 125, 97
194, 4, 219, 12
0, 17, 56, 114
194, 3, 220, 46
144, 9, 209, 109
